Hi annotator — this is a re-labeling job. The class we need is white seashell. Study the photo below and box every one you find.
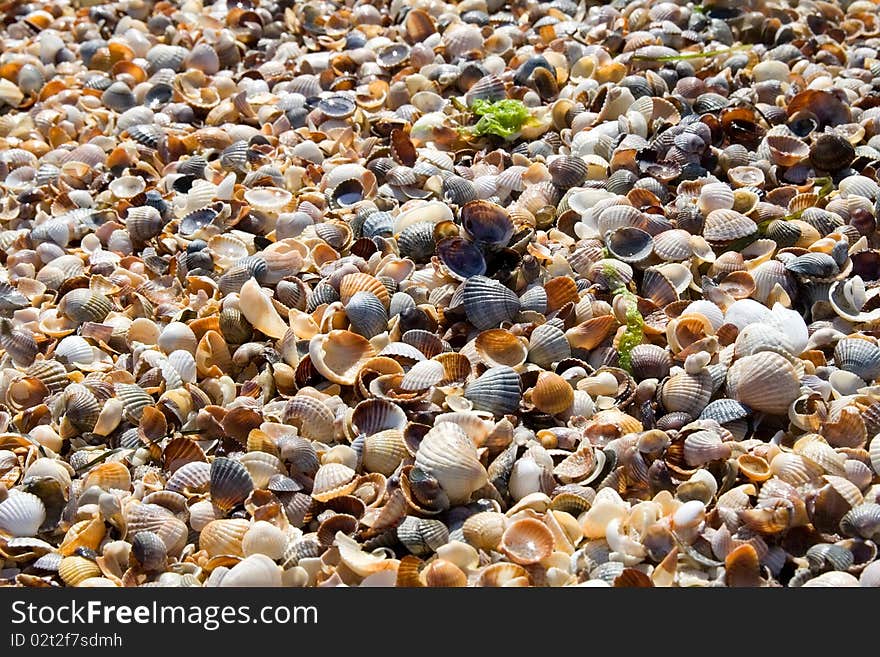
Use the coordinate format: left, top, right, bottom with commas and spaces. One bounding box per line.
242, 521, 288, 560
414, 422, 488, 505
0, 491, 46, 537
239, 279, 289, 339
219, 554, 283, 587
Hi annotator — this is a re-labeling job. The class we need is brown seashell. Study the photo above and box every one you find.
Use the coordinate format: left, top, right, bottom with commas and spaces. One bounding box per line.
531, 372, 574, 416
500, 518, 554, 566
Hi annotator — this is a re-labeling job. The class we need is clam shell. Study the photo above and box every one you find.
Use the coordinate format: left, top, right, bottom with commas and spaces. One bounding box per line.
464, 366, 522, 416
500, 518, 554, 565
210, 458, 254, 513
397, 516, 449, 557
312, 463, 357, 502
414, 423, 488, 505
0, 491, 46, 537
200, 518, 249, 557
727, 352, 801, 415
528, 323, 571, 368
834, 338, 880, 382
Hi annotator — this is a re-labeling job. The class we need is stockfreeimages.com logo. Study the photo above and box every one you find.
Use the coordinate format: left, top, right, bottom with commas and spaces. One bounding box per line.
11, 600, 317, 631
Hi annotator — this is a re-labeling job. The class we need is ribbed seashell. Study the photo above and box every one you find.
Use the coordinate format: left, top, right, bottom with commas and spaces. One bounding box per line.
474, 329, 528, 369
0, 321, 38, 368
703, 209, 757, 243
125, 503, 188, 556
58, 288, 113, 324
242, 521, 288, 560
683, 431, 731, 466
839, 504, 880, 540
146, 44, 189, 72
199, 518, 249, 557
726, 352, 801, 415
210, 458, 253, 513
351, 398, 408, 435
26, 359, 70, 393
531, 371, 574, 415
528, 323, 571, 368
0, 491, 46, 537
397, 222, 436, 263
660, 369, 713, 417
460, 200, 514, 247
345, 291, 388, 339
461, 276, 520, 330
549, 155, 588, 189
414, 423, 488, 505
312, 463, 357, 502
397, 516, 449, 557
630, 344, 672, 381
363, 429, 409, 476
113, 383, 153, 422
464, 366, 522, 416
834, 338, 880, 382
59, 556, 102, 587
284, 396, 334, 441
83, 461, 131, 491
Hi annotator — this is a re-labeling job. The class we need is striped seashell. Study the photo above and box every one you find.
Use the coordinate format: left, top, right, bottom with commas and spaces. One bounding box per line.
461, 276, 521, 330
200, 518, 250, 557
726, 352, 802, 415
58, 288, 113, 324
464, 365, 522, 416
210, 457, 254, 513
284, 395, 335, 441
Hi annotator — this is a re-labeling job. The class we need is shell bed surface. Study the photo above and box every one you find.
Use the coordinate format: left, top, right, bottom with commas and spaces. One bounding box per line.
2, 0, 880, 589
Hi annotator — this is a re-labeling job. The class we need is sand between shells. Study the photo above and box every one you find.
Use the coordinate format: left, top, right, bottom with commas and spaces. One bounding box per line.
0, 0, 880, 588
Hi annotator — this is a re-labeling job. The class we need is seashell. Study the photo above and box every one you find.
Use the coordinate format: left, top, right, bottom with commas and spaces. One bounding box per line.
437, 237, 486, 280
397, 516, 449, 557
464, 366, 522, 416
531, 371, 574, 415
839, 504, 880, 541
528, 323, 571, 368
210, 458, 253, 513
239, 279, 289, 340
58, 289, 113, 324
0, 492, 46, 537
59, 556, 102, 587
312, 463, 357, 502
630, 344, 672, 381
475, 329, 528, 369
414, 423, 488, 505
726, 352, 801, 415
703, 209, 757, 244
462, 512, 508, 552
199, 518, 249, 557
834, 338, 880, 382
660, 369, 713, 417
309, 330, 376, 386
500, 518, 554, 566
606, 226, 653, 264
242, 521, 288, 560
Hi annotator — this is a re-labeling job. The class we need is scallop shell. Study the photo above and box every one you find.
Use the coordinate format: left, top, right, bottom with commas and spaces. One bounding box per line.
528, 323, 571, 368
0, 491, 46, 537
58, 288, 113, 324
312, 463, 357, 502
461, 276, 521, 330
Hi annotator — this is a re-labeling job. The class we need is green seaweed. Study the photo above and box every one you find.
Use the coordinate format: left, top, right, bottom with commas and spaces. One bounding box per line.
466, 99, 533, 139
612, 286, 644, 374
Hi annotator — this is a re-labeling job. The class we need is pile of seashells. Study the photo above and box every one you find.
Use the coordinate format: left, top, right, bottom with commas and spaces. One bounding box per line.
1, 0, 880, 588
